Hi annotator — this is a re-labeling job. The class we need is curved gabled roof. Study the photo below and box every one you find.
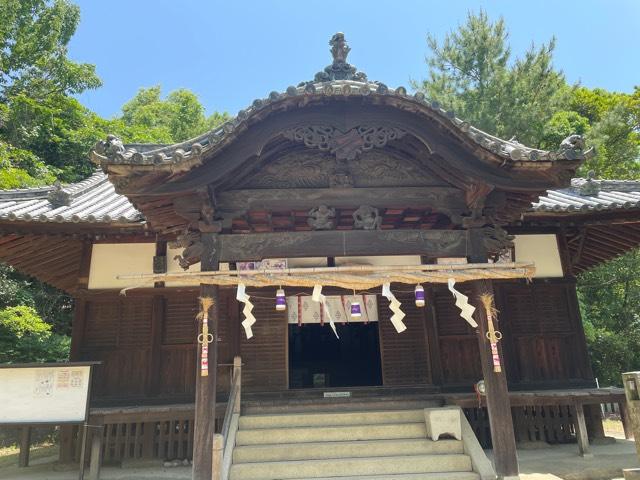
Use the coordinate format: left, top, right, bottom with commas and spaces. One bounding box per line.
90, 33, 592, 190
91, 81, 590, 170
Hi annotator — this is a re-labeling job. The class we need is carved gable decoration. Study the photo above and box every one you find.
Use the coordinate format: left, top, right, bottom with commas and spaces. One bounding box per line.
283, 125, 405, 161
238, 150, 445, 189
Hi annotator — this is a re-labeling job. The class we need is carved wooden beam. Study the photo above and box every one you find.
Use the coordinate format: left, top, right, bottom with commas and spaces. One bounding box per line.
217, 187, 467, 224
216, 229, 468, 261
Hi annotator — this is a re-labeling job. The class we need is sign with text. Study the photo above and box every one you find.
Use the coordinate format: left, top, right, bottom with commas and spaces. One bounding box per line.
0, 363, 93, 424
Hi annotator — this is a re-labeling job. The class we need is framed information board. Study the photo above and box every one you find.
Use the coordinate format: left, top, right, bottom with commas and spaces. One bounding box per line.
0, 362, 99, 479
0, 363, 96, 425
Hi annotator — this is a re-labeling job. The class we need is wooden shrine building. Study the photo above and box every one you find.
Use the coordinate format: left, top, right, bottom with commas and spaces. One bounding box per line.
0, 34, 637, 479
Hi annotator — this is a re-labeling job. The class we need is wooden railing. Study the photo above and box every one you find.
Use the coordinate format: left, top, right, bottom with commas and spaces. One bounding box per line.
213, 356, 242, 480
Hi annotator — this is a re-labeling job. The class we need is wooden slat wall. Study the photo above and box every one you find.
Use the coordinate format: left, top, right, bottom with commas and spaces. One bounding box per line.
495, 281, 591, 384
378, 291, 431, 385
159, 294, 198, 397
240, 291, 288, 391
78, 288, 238, 402
74, 279, 591, 400
432, 285, 482, 386
81, 298, 152, 398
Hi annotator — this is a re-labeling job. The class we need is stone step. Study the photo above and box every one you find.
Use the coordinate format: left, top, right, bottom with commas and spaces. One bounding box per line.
235, 422, 427, 446
238, 409, 425, 430
289, 473, 479, 480
242, 388, 443, 415
243, 399, 442, 415
233, 438, 463, 463
229, 454, 472, 480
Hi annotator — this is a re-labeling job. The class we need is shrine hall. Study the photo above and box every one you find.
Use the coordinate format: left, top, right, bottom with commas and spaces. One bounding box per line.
1, 33, 638, 480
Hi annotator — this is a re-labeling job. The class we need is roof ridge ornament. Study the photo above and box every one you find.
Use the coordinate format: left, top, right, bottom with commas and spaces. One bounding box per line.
47, 181, 71, 207
578, 170, 600, 196
312, 33, 367, 83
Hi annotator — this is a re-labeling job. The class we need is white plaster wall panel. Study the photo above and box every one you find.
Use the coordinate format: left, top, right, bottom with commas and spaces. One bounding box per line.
514, 234, 563, 278
88, 243, 155, 289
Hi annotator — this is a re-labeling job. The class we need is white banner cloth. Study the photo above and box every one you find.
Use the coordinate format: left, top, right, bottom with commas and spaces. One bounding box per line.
287, 294, 378, 325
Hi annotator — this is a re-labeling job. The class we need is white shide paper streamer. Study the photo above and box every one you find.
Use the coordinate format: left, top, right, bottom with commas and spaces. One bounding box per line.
447, 278, 478, 328
236, 283, 256, 339
381, 283, 407, 333
311, 285, 339, 338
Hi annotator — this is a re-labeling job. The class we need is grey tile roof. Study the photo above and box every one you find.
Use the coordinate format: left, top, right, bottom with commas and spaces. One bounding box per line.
90, 79, 593, 171
0, 171, 143, 224
533, 178, 640, 213
1, 172, 639, 225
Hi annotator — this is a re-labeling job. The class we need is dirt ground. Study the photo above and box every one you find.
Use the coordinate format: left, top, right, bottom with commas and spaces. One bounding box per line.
0, 425, 637, 480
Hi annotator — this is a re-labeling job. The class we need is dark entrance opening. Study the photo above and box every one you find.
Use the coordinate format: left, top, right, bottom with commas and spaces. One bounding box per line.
288, 322, 383, 389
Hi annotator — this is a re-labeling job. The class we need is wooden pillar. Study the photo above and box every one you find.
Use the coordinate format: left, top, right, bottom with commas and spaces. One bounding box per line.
18, 426, 31, 467
88, 417, 104, 480
471, 280, 519, 479
573, 403, 592, 457
62, 240, 93, 464
193, 233, 220, 480
620, 401, 634, 440
584, 404, 606, 441
61, 297, 88, 464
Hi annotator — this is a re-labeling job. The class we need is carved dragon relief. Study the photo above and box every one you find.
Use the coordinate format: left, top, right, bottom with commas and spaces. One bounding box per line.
481, 224, 514, 257
169, 191, 220, 270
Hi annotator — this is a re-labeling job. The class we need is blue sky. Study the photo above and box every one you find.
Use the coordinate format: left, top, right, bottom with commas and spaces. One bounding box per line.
69, 0, 640, 118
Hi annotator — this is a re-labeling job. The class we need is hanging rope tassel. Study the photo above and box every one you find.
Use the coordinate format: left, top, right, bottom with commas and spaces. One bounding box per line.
196, 297, 214, 377
480, 293, 503, 373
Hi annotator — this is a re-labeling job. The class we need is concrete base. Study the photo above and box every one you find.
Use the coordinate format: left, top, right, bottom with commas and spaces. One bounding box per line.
120, 459, 165, 469
424, 407, 462, 441
51, 462, 79, 472
590, 435, 617, 445
624, 468, 640, 480
516, 441, 551, 450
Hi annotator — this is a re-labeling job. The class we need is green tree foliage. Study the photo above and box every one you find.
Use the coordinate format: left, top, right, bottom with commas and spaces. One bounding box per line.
121, 86, 229, 143
413, 10, 568, 146
0, 93, 121, 183
0, 0, 104, 186
0, 305, 70, 363
0, 264, 73, 336
577, 250, 640, 385
0, 0, 101, 98
580, 95, 640, 179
